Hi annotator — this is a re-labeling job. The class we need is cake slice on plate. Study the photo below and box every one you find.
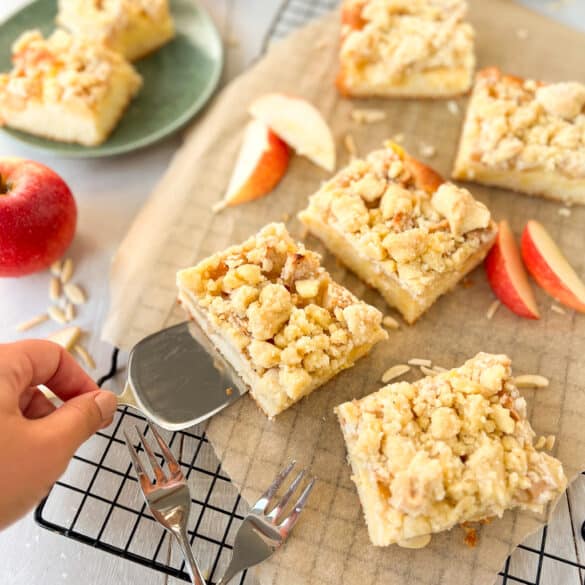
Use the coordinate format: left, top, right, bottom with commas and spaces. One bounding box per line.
57, 0, 175, 61
337, 0, 475, 98
176, 223, 388, 418
298, 142, 497, 323
0, 30, 142, 146
335, 353, 567, 547
453, 67, 585, 205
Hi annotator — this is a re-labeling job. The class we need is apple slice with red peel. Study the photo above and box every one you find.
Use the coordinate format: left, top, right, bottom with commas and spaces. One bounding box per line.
213, 119, 290, 213
521, 220, 585, 313
485, 220, 540, 319
249, 93, 336, 172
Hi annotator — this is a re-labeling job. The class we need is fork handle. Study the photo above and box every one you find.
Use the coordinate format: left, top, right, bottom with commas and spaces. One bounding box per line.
173, 526, 207, 585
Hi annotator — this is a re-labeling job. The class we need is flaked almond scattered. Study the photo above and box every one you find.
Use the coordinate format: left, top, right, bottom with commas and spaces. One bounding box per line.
64, 302, 75, 323
50, 260, 62, 276
486, 299, 501, 320
397, 534, 431, 549
433, 366, 447, 373
420, 365, 437, 377
381, 364, 410, 383
49, 277, 61, 302
551, 304, 566, 315
48, 305, 67, 324
60, 258, 74, 284
74, 344, 96, 369
447, 100, 460, 115
545, 435, 556, 450
16, 312, 49, 332
382, 315, 400, 330
513, 374, 549, 389
344, 133, 358, 158
419, 142, 436, 158
535, 436, 546, 449
558, 207, 571, 217
408, 358, 432, 367
351, 108, 386, 124
64, 282, 87, 305
46, 326, 81, 351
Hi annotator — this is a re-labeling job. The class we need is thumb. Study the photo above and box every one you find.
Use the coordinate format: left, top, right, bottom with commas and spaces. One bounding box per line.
41, 390, 117, 458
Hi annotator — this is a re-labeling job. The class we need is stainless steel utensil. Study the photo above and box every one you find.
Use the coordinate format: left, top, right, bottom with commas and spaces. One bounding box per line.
124, 424, 206, 585
117, 321, 248, 430
217, 461, 315, 585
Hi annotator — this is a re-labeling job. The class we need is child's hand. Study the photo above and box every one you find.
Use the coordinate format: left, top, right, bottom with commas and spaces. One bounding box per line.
0, 340, 117, 529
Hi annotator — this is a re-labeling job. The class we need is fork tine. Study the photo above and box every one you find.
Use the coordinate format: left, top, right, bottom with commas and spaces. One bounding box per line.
267, 469, 306, 522
123, 430, 151, 491
278, 477, 315, 536
148, 424, 182, 477
136, 426, 167, 483
252, 460, 296, 513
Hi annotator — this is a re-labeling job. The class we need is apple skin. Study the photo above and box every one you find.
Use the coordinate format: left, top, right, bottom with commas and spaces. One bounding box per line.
485, 220, 540, 319
521, 220, 585, 313
0, 158, 77, 277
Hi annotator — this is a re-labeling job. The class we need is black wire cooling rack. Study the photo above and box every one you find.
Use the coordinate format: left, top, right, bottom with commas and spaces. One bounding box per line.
35, 1, 585, 584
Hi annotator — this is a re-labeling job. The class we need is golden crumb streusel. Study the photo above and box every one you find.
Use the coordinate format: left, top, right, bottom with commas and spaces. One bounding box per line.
335, 353, 567, 547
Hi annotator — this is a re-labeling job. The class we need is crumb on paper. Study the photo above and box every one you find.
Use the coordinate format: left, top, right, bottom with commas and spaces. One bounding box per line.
558, 207, 571, 217
447, 100, 460, 115
392, 132, 404, 143
225, 387, 233, 396
486, 299, 501, 320
516, 28, 529, 40
344, 133, 358, 158
419, 142, 436, 159
461, 523, 478, 548
551, 304, 566, 314
351, 108, 386, 124
462, 277, 474, 288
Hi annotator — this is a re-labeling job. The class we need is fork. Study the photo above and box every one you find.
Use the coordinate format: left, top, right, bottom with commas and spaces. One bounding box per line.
124, 425, 207, 585
217, 461, 315, 585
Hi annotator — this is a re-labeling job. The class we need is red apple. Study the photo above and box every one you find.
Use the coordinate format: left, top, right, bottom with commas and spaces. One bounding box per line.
249, 93, 336, 172
213, 119, 289, 212
0, 158, 76, 277
521, 220, 585, 313
485, 220, 540, 319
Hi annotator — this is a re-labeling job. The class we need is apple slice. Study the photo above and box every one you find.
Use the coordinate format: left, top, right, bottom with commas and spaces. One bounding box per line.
521, 220, 585, 312
213, 119, 289, 213
485, 220, 540, 319
249, 93, 336, 172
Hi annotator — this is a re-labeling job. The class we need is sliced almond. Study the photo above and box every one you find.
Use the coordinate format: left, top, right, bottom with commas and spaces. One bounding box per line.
433, 366, 448, 373
60, 258, 74, 284
382, 315, 400, 330
535, 436, 546, 449
486, 299, 501, 320
408, 358, 432, 367
381, 364, 410, 384
513, 374, 549, 389
48, 305, 67, 324
64, 302, 75, 322
46, 326, 82, 351
74, 344, 96, 369
447, 100, 460, 115
50, 260, 63, 276
16, 313, 49, 332
551, 304, 566, 315
398, 534, 432, 549
420, 365, 437, 376
64, 282, 87, 305
351, 108, 386, 124
558, 207, 571, 217
545, 435, 556, 450
49, 277, 61, 302
344, 133, 358, 158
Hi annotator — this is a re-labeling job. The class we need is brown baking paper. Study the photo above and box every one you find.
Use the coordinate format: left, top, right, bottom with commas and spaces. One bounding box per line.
102, 2, 585, 584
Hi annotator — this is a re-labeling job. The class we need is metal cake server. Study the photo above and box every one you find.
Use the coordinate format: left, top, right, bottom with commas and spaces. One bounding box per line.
117, 321, 248, 430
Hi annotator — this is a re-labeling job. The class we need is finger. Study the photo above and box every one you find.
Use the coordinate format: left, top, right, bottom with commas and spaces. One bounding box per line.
34, 390, 117, 459
0, 340, 98, 407
22, 390, 56, 419
18, 387, 38, 412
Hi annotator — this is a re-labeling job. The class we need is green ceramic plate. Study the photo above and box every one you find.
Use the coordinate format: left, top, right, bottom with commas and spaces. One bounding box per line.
0, 0, 223, 157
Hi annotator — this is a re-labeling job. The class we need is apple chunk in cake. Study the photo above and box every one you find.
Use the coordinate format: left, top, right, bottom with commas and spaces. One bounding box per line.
176, 223, 388, 418
337, 0, 475, 98
453, 67, 585, 205
0, 30, 142, 146
335, 353, 567, 547
298, 142, 497, 323
57, 0, 175, 62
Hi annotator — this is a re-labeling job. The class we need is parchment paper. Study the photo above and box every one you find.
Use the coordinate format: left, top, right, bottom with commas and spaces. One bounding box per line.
102, 2, 585, 583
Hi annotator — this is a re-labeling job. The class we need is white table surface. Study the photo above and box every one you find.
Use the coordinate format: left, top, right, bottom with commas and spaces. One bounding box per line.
0, 1, 584, 584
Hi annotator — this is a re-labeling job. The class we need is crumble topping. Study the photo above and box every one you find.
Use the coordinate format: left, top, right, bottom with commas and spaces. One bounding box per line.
340, 0, 474, 83
0, 30, 141, 112
464, 68, 585, 179
300, 143, 494, 297
177, 223, 387, 402
336, 353, 567, 546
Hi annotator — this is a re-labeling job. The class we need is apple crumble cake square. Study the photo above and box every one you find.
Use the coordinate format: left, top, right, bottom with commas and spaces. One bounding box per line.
335, 353, 567, 547
453, 67, 585, 205
298, 142, 497, 323
0, 30, 142, 146
176, 223, 388, 418
57, 0, 175, 61
337, 0, 475, 98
